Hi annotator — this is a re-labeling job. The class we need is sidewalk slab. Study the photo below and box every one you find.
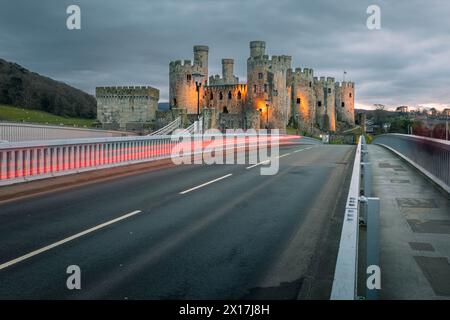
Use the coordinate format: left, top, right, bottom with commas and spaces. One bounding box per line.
368, 144, 450, 300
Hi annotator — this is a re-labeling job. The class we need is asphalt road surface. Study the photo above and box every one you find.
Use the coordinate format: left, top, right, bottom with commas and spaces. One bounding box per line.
0, 143, 354, 299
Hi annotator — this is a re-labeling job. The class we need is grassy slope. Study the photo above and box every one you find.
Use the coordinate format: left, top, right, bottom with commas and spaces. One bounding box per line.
0, 104, 95, 127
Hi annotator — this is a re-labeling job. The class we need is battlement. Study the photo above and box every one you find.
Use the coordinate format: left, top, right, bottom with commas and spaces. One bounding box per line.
292, 67, 315, 82
314, 76, 335, 86
169, 59, 203, 74
96, 86, 160, 98
206, 83, 247, 91
193, 45, 209, 52
335, 81, 355, 89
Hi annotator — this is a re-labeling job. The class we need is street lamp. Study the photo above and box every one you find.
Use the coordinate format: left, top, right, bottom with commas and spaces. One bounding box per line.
192, 72, 204, 120
265, 99, 270, 129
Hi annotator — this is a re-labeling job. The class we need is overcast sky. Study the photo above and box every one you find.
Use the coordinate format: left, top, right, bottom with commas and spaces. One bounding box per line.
0, 0, 449, 110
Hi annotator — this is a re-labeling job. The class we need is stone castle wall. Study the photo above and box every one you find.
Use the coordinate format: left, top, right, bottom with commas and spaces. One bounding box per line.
96, 86, 159, 130
204, 84, 247, 114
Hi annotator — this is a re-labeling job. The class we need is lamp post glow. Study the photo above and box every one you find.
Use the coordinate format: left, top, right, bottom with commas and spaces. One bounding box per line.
265, 99, 270, 129
192, 72, 204, 120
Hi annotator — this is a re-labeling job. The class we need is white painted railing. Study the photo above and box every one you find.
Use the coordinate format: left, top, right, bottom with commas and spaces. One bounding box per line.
331, 136, 380, 300
0, 122, 130, 142
330, 136, 362, 300
0, 132, 287, 186
0, 135, 174, 186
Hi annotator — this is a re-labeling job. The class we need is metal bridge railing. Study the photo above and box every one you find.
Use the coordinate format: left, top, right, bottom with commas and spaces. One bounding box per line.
373, 134, 450, 193
331, 136, 380, 300
0, 132, 281, 187
0, 122, 130, 142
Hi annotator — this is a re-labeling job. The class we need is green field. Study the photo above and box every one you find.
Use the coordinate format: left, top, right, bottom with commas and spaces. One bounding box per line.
0, 104, 95, 127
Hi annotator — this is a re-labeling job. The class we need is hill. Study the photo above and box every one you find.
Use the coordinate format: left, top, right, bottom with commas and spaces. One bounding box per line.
0, 58, 96, 118
0, 104, 95, 127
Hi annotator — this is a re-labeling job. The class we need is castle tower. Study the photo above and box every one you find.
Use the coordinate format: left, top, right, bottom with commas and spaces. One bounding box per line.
193, 45, 209, 78
247, 41, 291, 130
250, 41, 266, 58
313, 77, 336, 132
96, 86, 159, 130
222, 59, 235, 84
290, 68, 316, 134
169, 45, 209, 114
335, 82, 355, 126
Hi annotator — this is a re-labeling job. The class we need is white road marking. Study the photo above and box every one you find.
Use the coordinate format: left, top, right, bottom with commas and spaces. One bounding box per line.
246, 160, 271, 170
293, 148, 306, 153
0, 210, 143, 271
278, 153, 291, 159
179, 174, 233, 195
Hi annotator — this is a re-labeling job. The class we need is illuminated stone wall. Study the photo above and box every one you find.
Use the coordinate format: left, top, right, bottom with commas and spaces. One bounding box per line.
335, 82, 355, 125
289, 68, 316, 134
169, 46, 209, 114
204, 84, 247, 114
246, 41, 292, 130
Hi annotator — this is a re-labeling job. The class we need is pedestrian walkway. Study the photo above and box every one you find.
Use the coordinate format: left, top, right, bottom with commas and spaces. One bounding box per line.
368, 144, 450, 300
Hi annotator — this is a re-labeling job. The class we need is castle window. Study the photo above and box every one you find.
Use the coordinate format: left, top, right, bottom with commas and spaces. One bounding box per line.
318, 101, 322, 107
173, 98, 177, 106
309, 82, 312, 88
296, 98, 301, 104
210, 93, 214, 100
328, 88, 332, 94
253, 85, 257, 93
223, 106, 229, 114
219, 92, 223, 100
349, 93, 352, 98
187, 74, 192, 82
258, 73, 263, 79
228, 91, 232, 99
264, 84, 268, 92
341, 102, 345, 107
237, 91, 242, 100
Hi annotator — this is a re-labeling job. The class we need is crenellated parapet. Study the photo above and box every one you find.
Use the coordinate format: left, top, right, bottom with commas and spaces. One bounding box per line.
96, 86, 160, 98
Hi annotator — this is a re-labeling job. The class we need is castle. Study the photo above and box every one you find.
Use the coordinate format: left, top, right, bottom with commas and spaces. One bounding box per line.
97, 41, 355, 133
96, 86, 159, 131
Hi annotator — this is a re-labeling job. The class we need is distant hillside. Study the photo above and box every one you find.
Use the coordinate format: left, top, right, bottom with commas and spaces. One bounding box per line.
0, 104, 95, 127
0, 58, 96, 118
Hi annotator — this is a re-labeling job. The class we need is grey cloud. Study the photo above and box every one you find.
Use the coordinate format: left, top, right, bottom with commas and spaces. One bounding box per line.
0, 0, 449, 109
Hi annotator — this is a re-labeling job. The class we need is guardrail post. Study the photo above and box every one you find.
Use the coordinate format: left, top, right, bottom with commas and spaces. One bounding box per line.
366, 197, 380, 300
361, 162, 372, 197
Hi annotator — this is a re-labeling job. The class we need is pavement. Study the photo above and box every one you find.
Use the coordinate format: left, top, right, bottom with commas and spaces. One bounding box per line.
368, 144, 450, 300
0, 143, 354, 300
